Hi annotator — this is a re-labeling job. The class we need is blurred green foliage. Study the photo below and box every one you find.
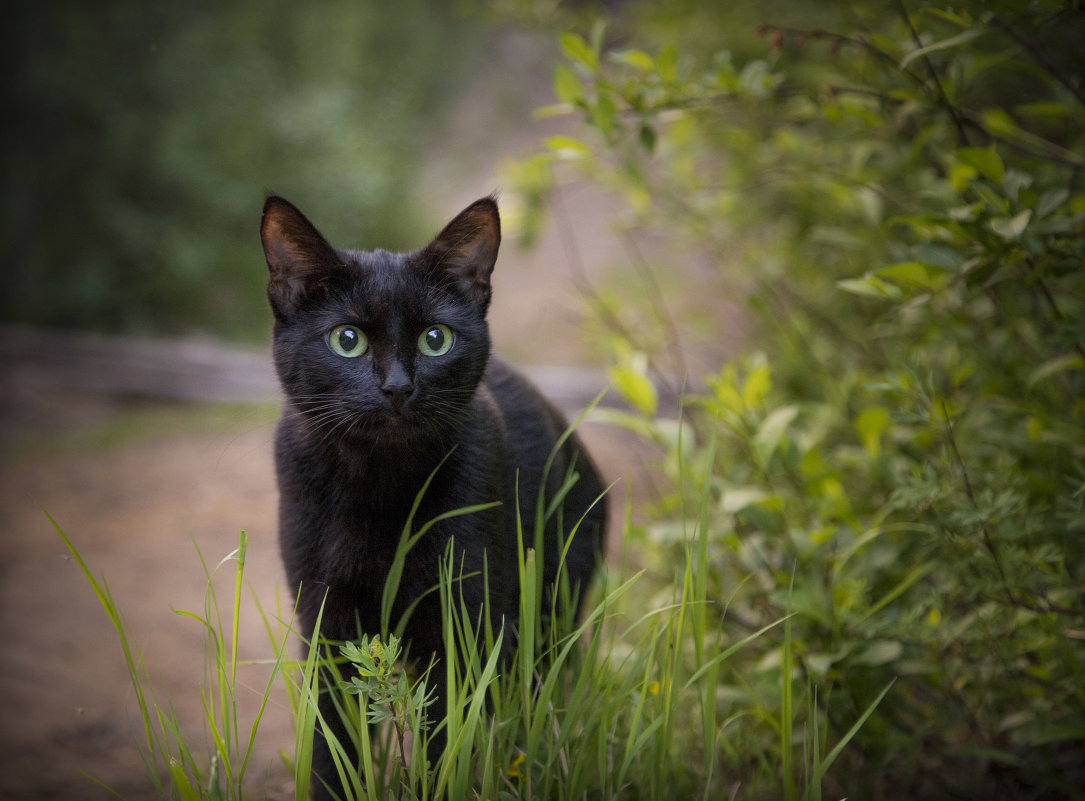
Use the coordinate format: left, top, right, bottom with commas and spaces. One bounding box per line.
1, 0, 483, 340
508, 0, 1085, 797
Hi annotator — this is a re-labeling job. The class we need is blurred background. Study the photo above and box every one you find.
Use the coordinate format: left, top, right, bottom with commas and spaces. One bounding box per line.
2, 0, 519, 340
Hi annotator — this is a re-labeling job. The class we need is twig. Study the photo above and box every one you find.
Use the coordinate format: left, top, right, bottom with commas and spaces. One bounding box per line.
992, 14, 1085, 108
1023, 255, 1085, 364
620, 230, 689, 386
939, 401, 1012, 590
759, 24, 927, 88
896, 0, 970, 147
957, 109, 1085, 169
551, 183, 682, 402
939, 401, 1073, 615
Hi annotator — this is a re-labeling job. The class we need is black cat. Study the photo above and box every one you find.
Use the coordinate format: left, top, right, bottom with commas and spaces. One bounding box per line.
261, 193, 606, 799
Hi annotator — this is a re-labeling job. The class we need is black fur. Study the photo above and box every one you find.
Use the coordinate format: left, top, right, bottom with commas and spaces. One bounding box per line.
261, 194, 606, 799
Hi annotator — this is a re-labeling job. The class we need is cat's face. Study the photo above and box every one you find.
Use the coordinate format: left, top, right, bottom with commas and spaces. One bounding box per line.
261, 195, 500, 444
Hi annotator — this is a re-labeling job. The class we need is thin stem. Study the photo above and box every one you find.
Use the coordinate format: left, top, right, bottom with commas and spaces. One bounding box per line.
760, 24, 926, 87
1023, 255, 1085, 364
992, 14, 1085, 108
621, 229, 689, 388
896, 0, 970, 146
939, 401, 1011, 591
938, 401, 1071, 615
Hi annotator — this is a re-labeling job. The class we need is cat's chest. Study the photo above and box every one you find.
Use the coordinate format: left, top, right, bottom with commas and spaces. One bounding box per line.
280, 435, 457, 542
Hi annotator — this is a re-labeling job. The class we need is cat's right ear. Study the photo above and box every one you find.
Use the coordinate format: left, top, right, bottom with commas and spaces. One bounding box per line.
261, 195, 344, 321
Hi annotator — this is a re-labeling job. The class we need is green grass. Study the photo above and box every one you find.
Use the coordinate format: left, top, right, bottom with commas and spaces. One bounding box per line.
53, 521, 296, 799
51, 411, 893, 800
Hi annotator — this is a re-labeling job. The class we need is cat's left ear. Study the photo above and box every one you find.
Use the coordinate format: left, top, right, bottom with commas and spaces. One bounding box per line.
423, 196, 500, 310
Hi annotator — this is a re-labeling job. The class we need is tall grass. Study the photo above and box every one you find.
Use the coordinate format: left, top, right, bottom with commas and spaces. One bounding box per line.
52, 520, 301, 799
53, 416, 891, 799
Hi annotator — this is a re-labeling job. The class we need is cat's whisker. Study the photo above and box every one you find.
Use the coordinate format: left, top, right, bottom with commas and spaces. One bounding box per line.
313, 412, 364, 451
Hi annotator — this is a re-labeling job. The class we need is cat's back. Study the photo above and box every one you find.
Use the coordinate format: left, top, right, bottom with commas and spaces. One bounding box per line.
483, 356, 568, 459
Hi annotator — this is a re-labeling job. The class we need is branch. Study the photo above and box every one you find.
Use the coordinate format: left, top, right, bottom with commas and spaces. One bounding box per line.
758, 23, 927, 88
939, 401, 1012, 591
1022, 255, 1085, 364
551, 182, 684, 403
939, 401, 1074, 615
992, 14, 1085, 108
896, 0, 971, 147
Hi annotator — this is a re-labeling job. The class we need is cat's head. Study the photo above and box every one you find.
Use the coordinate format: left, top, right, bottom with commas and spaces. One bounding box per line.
261, 194, 500, 444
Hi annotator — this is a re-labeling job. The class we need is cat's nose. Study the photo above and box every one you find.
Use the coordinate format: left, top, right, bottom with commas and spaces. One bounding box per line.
381, 363, 414, 411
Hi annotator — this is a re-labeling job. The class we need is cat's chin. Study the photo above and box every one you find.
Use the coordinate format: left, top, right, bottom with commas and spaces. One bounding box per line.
337, 409, 439, 446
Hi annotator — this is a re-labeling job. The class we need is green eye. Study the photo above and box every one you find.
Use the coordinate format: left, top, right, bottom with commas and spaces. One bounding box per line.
418, 324, 454, 357
328, 325, 368, 358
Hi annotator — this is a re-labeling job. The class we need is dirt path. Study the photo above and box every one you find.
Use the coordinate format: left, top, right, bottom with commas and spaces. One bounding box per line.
0, 417, 292, 800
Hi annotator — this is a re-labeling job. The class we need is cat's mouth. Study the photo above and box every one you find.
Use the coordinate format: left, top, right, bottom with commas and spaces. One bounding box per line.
351, 402, 430, 440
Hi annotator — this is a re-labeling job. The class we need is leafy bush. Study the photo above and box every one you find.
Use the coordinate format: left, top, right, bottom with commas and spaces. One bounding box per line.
507, 1, 1085, 797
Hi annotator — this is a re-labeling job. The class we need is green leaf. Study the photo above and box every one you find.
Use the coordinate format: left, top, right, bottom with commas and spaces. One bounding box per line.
856, 407, 892, 457
956, 147, 1004, 184
612, 49, 655, 72
553, 64, 584, 104
607, 361, 658, 416
720, 486, 772, 514
1014, 101, 1073, 119
988, 209, 1032, 241
1027, 353, 1084, 387
837, 276, 902, 299
1023, 722, 1085, 746
1035, 188, 1070, 218
971, 181, 1010, 215
948, 202, 984, 221
981, 109, 1085, 167
589, 93, 618, 133
753, 404, 799, 465
741, 363, 772, 409
167, 759, 203, 801
853, 639, 903, 666
1002, 169, 1033, 201
877, 261, 948, 291
899, 27, 985, 69
980, 108, 1022, 137
949, 162, 978, 194
922, 8, 973, 27
545, 135, 590, 158
638, 123, 657, 153
559, 32, 598, 71
656, 43, 679, 82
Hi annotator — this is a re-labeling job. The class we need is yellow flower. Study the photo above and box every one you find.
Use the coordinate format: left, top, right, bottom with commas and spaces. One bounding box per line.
508, 752, 526, 779
648, 680, 660, 696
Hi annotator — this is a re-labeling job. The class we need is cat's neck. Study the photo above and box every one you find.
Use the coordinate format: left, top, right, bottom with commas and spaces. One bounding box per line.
285, 401, 464, 480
